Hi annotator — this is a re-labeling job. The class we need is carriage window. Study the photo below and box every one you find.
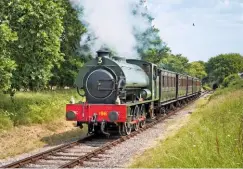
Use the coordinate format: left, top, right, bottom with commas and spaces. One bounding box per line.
169, 75, 171, 87
167, 75, 170, 87
171, 77, 173, 87
163, 76, 165, 87
164, 75, 167, 87
171, 76, 173, 87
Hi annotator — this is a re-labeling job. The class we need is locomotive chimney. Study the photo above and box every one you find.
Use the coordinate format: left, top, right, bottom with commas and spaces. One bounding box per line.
96, 48, 111, 58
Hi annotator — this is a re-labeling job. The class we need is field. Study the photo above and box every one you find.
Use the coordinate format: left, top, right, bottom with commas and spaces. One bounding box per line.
130, 80, 243, 168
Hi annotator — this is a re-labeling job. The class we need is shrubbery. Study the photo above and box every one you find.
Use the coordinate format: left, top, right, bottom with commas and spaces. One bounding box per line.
222, 74, 241, 88
0, 89, 81, 131
202, 84, 212, 91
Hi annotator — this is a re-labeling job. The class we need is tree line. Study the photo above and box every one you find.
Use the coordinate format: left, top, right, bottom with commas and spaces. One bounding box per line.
1, 0, 243, 93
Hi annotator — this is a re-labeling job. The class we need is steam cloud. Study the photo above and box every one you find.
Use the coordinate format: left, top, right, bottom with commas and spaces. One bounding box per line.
69, 0, 152, 58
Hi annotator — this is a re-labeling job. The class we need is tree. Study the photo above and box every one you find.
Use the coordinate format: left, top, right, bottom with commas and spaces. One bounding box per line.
50, 0, 88, 87
187, 61, 207, 79
206, 53, 243, 84
0, 23, 17, 91
3, 0, 65, 91
161, 54, 189, 73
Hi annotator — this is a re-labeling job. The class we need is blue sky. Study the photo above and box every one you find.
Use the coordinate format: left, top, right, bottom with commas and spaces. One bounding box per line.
146, 0, 243, 62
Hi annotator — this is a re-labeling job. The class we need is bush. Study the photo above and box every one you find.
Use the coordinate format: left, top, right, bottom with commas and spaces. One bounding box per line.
202, 84, 212, 91
0, 113, 13, 131
0, 89, 81, 130
222, 74, 240, 88
228, 79, 243, 88
209, 79, 243, 101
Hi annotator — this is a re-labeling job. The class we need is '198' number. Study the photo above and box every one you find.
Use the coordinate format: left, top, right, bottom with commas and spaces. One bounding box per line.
98, 111, 107, 116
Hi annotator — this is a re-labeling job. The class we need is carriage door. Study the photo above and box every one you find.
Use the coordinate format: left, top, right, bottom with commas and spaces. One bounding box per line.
153, 65, 159, 100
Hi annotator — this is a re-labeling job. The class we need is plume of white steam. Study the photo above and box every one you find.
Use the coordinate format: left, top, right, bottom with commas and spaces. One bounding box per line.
69, 0, 151, 58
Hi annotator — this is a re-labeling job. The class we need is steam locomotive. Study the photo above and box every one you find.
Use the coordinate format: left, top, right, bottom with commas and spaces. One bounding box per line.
66, 48, 201, 136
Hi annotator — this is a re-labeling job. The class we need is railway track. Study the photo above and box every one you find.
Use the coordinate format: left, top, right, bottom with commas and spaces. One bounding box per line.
1, 91, 211, 168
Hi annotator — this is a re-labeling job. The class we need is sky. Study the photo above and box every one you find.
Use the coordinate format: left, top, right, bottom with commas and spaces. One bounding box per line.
146, 0, 243, 62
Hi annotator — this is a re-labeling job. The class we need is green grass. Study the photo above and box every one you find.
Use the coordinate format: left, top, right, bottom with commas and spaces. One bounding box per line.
130, 81, 243, 168
0, 89, 83, 131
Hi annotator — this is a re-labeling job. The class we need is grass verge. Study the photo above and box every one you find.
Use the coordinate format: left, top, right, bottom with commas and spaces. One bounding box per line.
0, 120, 87, 159
0, 89, 87, 159
0, 89, 82, 131
130, 88, 243, 168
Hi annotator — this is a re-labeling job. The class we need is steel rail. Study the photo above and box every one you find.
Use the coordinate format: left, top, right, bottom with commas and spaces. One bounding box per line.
0, 135, 94, 168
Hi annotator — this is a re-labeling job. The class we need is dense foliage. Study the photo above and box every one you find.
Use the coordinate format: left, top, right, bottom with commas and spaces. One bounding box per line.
221, 74, 241, 88
161, 54, 189, 73
0, 0, 242, 92
206, 53, 243, 84
2, 0, 66, 91
0, 23, 17, 91
50, 1, 87, 88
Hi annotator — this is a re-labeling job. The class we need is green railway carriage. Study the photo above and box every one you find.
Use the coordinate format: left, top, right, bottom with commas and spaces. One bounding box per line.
178, 74, 187, 98
192, 78, 201, 94
187, 76, 193, 95
197, 79, 202, 92
159, 69, 177, 102
192, 78, 196, 94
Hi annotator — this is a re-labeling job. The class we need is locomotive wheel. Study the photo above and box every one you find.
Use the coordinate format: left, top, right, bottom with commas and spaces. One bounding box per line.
140, 120, 146, 128
139, 104, 146, 128
125, 122, 132, 135
118, 122, 132, 135
134, 105, 140, 131
134, 122, 139, 131
118, 123, 125, 136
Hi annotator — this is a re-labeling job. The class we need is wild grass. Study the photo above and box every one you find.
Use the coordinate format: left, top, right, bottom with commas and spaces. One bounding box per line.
0, 89, 82, 131
130, 82, 243, 168
0, 89, 88, 159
